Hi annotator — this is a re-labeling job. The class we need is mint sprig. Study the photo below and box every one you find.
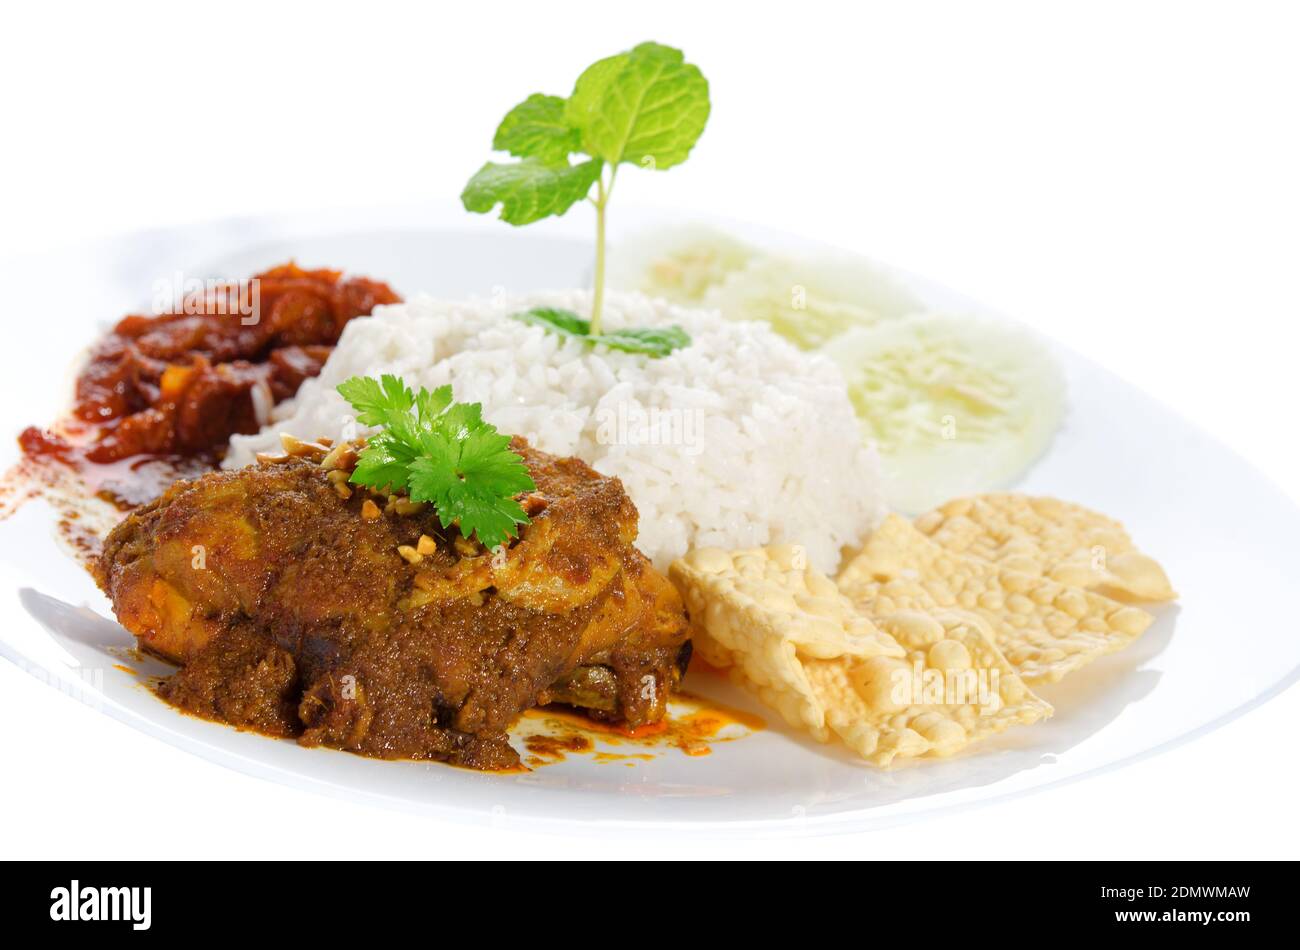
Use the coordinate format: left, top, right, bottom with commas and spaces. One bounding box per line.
461, 158, 602, 226
513, 307, 690, 357
567, 44, 710, 170
461, 41, 710, 335
493, 94, 582, 164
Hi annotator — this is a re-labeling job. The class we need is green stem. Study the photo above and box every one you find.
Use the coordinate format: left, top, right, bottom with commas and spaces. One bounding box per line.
590, 166, 616, 335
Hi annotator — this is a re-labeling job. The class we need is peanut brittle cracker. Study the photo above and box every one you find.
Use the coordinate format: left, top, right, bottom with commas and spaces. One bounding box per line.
804, 608, 1051, 766
669, 544, 904, 739
838, 515, 1153, 684
915, 494, 1175, 602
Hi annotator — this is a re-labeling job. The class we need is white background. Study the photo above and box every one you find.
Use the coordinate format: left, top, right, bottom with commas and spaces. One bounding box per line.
2, 0, 1297, 859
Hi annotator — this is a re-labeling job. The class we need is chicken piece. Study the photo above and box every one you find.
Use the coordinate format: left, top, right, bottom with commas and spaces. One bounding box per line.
95, 438, 690, 769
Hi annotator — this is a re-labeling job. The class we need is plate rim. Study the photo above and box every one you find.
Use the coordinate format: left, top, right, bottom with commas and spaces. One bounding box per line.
3, 210, 1299, 835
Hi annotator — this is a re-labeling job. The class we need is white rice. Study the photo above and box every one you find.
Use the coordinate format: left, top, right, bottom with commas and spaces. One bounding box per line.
225, 289, 884, 573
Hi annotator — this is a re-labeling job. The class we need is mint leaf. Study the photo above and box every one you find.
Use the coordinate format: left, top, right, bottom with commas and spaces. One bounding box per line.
570, 42, 709, 170
565, 54, 630, 129
512, 307, 690, 358
513, 306, 591, 339
461, 158, 602, 225
598, 325, 692, 357
493, 94, 581, 164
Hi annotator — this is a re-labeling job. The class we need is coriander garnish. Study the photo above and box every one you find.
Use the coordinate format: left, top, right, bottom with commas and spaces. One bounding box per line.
337, 374, 536, 549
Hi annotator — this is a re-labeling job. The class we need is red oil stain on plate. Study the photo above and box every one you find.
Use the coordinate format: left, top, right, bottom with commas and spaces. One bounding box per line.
517, 690, 764, 768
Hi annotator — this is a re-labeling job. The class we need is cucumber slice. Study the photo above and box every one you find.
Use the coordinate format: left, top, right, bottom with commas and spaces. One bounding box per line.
608, 225, 757, 304
703, 254, 918, 350
610, 226, 1065, 510
826, 314, 1066, 513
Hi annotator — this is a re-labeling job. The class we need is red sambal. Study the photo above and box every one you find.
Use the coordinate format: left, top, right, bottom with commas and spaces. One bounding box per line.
20, 263, 400, 468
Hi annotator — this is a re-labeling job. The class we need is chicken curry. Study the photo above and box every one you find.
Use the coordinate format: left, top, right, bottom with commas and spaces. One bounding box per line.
95, 435, 691, 770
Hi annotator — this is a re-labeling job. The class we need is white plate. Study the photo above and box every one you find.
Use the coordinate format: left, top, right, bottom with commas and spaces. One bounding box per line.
2, 207, 1297, 835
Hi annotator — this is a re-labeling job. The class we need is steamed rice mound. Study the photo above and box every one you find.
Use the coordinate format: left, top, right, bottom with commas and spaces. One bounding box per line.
225, 290, 884, 573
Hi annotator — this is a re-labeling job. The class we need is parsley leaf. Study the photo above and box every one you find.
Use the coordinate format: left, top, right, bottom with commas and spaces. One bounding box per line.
414, 384, 454, 427
337, 375, 536, 549
336, 374, 415, 427
513, 307, 690, 357
349, 430, 419, 492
